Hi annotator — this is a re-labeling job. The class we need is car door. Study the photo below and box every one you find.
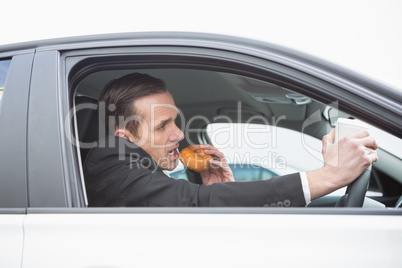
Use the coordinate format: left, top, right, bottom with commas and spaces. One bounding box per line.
20, 33, 402, 268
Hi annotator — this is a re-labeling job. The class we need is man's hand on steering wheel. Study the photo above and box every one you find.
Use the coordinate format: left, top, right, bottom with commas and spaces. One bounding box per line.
306, 129, 378, 202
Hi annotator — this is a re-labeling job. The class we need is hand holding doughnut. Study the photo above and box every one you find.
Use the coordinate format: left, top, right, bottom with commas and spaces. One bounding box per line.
179, 144, 234, 185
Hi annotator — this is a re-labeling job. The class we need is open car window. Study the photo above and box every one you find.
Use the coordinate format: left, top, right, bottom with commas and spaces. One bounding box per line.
68, 46, 402, 210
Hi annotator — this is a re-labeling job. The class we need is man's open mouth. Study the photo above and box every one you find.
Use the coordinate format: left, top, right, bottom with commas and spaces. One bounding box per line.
168, 148, 178, 156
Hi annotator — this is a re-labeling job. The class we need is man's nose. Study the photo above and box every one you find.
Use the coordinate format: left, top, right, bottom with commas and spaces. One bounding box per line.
169, 125, 184, 142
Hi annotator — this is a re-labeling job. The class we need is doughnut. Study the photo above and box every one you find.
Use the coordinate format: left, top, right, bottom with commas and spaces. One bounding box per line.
179, 145, 213, 173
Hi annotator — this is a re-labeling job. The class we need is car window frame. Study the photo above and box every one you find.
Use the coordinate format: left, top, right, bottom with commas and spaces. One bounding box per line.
54, 35, 401, 215
64, 47, 342, 209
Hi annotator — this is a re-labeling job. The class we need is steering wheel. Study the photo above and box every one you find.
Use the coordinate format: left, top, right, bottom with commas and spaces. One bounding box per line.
336, 165, 371, 207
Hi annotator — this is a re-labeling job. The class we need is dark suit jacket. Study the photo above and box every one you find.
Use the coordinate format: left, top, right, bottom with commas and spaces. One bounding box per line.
84, 136, 306, 207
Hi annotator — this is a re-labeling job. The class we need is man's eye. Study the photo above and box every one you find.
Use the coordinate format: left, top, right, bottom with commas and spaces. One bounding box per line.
158, 124, 166, 130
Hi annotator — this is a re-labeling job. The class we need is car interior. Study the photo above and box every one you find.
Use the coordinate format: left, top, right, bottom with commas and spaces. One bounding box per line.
71, 65, 402, 209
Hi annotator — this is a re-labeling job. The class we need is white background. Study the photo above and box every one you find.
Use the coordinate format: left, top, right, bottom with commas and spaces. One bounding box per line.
2, 0, 402, 91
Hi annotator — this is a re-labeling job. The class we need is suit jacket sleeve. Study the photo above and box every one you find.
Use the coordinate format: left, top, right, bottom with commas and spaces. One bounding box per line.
84, 137, 306, 207
199, 173, 305, 207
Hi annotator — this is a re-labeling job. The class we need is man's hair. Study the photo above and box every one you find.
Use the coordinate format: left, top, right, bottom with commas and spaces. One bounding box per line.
99, 72, 167, 137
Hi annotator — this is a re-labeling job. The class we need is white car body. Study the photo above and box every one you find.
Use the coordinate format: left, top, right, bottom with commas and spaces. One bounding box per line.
19, 211, 402, 267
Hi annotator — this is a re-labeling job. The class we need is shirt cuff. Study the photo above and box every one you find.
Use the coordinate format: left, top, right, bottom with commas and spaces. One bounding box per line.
299, 172, 311, 206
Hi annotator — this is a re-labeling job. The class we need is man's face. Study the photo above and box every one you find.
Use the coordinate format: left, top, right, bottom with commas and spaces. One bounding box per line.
129, 91, 184, 170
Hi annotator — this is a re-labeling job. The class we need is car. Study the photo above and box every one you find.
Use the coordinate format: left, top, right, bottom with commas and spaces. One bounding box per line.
0, 32, 401, 268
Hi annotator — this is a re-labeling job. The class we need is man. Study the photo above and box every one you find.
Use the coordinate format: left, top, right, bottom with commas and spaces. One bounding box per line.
84, 73, 378, 207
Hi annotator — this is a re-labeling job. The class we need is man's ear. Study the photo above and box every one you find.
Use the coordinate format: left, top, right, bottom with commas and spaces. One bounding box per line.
114, 128, 127, 138
115, 128, 136, 143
